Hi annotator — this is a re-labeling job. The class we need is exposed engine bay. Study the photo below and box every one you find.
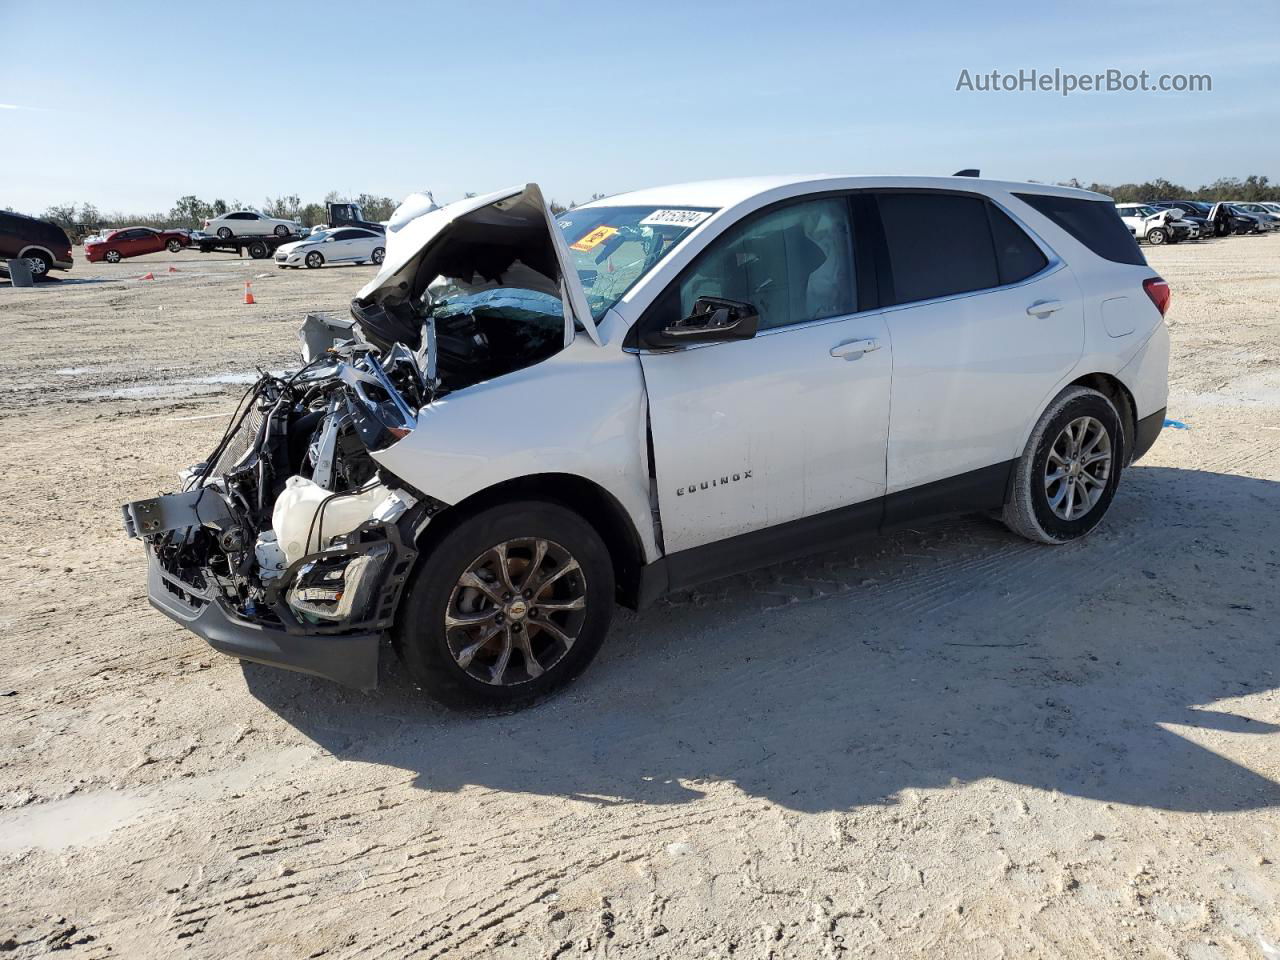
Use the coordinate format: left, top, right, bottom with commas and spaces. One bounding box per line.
124, 274, 570, 640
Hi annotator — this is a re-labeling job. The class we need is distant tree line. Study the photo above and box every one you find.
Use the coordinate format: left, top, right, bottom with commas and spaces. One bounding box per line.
1054, 174, 1279, 203
17, 192, 404, 240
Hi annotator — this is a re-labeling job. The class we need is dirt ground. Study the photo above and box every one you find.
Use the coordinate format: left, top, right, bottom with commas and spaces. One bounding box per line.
1, 238, 1277, 959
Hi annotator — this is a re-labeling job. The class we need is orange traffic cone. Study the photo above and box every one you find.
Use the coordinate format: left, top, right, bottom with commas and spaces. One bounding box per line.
243, 282, 255, 305
168, 266, 179, 273
139, 272, 155, 281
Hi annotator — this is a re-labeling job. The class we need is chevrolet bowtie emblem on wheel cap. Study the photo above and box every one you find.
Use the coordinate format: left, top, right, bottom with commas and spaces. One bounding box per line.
676, 471, 753, 496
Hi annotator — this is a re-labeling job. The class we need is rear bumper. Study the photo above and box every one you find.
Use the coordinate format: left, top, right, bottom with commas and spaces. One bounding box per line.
147, 547, 381, 690
1131, 407, 1166, 464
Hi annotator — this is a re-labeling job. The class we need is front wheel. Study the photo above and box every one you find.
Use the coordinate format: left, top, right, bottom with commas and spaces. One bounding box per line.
104, 249, 122, 264
166, 238, 182, 252
371, 246, 385, 265
1146, 228, 1167, 245
1002, 386, 1123, 544
247, 240, 269, 259
394, 500, 615, 709
274, 224, 290, 237
304, 251, 324, 269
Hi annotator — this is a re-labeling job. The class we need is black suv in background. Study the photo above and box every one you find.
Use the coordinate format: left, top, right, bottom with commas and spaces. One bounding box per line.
0, 211, 74, 278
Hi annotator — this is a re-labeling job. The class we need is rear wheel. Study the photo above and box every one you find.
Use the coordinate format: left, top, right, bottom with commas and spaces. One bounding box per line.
304, 251, 324, 269
247, 240, 269, 259
1003, 386, 1123, 544
394, 500, 614, 709
216, 226, 232, 240
24, 251, 51, 276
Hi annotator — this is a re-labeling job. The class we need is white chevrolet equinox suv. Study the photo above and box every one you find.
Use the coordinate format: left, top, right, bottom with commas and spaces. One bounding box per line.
124, 176, 1170, 708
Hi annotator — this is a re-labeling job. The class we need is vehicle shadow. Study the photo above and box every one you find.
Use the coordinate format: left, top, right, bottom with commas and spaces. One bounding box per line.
243, 465, 1280, 814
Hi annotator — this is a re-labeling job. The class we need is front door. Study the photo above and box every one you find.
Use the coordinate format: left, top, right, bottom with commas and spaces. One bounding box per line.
637, 195, 892, 555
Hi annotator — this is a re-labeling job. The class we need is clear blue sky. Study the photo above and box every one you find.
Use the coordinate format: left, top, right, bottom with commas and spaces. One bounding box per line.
2, 0, 1276, 215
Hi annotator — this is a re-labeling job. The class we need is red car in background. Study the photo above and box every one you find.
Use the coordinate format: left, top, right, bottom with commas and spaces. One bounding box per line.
84, 227, 191, 263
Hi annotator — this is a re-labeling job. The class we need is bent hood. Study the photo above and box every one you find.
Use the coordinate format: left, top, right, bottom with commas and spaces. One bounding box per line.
354, 184, 599, 346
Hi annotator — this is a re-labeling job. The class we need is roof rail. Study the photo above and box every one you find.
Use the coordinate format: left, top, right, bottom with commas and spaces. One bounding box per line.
952, 168, 980, 177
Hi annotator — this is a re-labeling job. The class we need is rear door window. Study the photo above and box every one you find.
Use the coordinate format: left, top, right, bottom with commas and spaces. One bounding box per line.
1014, 193, 1146, 266
876, 192, 999, 304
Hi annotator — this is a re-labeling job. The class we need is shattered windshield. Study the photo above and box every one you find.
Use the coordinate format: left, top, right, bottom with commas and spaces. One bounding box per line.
556, 205, 717, 319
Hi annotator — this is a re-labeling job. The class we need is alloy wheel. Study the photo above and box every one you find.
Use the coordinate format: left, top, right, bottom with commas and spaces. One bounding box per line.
1045, 416, 1112, 521
25, 256, 48, 276
444, 538, 587, 686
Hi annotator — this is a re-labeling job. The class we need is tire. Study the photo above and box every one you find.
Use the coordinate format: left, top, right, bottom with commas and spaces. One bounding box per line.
216, 227, 233, 240
248, 241, 268, 259
1146, 228, 1166, 245
304, 251, 324, 269
104, 249, 121, 264
1002, 386, 1123, 545
274, 224, 290, 238
394, 500, 615, 709
371, 246, 385, 265
24, 251, 51, 276
166, 238, 182, 253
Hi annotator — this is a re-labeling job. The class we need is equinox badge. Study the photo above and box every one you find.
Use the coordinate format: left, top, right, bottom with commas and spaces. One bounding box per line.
676, 471, 753, 495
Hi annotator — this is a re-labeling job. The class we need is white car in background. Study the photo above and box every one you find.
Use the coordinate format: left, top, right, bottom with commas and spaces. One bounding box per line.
1115, 203, 1192, 244
126, 177, 1170, 708
274, 226, 386, 269
203, 210, 301, 239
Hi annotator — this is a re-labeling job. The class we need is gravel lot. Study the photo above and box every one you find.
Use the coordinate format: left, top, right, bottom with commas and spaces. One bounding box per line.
1, 238, 1277, 959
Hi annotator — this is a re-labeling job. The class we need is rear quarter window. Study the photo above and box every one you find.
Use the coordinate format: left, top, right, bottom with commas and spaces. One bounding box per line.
987, 204, 1049, 285
1014, 193, 1146, 266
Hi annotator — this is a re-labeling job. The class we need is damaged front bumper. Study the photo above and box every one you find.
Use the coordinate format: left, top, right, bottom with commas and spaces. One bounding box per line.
126, 482, 425, 690
146, 543, 383, 690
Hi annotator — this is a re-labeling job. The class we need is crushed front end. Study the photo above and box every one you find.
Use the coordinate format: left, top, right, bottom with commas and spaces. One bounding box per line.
123, 329, 440, 690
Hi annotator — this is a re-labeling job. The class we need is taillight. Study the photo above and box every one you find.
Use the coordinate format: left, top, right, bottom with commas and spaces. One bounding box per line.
1143, 276, 1171, 317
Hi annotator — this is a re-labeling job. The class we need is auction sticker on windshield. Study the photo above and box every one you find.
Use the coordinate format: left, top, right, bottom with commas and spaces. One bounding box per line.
570, 225, 619, 251
640, 209, 713, 228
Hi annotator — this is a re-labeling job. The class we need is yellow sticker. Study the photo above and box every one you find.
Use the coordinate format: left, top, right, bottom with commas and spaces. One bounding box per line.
570, 225, 618, 252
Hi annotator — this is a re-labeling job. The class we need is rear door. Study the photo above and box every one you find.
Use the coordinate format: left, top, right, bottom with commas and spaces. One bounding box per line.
329, 229, 374, 261
638, 194, 892, 555
116, 229, 147, 256
136, 229, 163, 255
346, 229, 379, 261
872, 190, 1083, 508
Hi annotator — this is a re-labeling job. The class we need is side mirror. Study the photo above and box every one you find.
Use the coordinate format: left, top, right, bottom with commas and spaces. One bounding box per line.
645, 297, 759, 348
325, 236, 336, 243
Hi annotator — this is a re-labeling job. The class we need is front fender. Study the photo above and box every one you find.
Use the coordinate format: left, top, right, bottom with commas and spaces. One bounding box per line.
370, 338, 660, 562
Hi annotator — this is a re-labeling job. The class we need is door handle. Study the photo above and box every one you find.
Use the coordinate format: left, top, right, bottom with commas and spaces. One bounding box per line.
1026, 299, 1064, 318
830, 338, 881, 359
